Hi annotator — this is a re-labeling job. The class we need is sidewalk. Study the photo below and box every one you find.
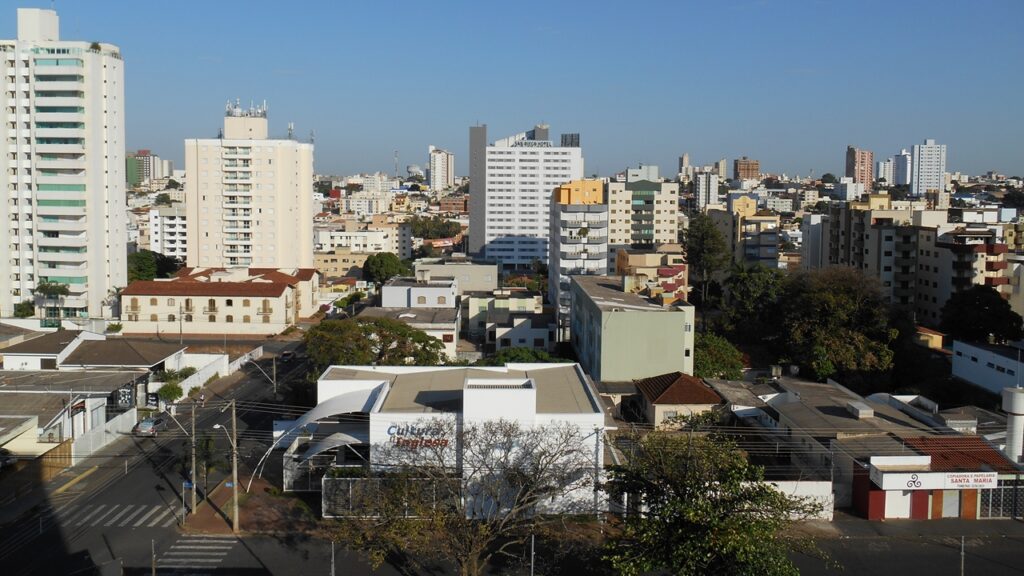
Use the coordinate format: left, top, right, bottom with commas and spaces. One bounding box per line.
824, 508, 1024, 539
184, 473, 321, 536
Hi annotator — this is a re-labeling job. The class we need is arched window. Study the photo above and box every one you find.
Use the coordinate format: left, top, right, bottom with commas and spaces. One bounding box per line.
437, 296, 446, 305
168, 314, 176, 322
149, 298, 157, 306
417, 296, 427, 304
243, 299, 250, 307
208, 315, 216, 322
184, 314, 193, 322
226, 315, 234, 323
185, 298, 193, 310
167, 298, 175, 306
208, 298, 216, 310
130, 297, 138, 308
226, 299, 234, 307
243, 315, 251, 323
262, 315, 270, 323
149, 314, 157, 322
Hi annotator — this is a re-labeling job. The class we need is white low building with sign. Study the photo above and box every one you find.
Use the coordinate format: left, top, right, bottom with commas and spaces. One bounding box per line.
276, 363, 609, 516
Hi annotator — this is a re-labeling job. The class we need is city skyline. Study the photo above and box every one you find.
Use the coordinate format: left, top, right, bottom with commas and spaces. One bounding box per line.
3, 0, 1022, 178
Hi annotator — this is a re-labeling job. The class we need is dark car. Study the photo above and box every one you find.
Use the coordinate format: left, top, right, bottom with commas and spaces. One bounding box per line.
279, 351, 295, 363
133, 416, 168, 437
0, 448, 16, 470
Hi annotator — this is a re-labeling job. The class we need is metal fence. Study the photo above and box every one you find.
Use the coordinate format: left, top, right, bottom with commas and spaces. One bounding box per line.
979, 480, 1023, 519
322, 476, 458, 519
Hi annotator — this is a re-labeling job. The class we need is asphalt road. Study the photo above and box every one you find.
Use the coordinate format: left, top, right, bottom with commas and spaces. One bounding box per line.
794, 534, 1024, 575
0, 343, 311, 575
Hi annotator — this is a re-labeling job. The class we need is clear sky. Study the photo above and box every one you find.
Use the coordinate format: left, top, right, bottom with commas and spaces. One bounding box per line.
5, 0, 1023, 178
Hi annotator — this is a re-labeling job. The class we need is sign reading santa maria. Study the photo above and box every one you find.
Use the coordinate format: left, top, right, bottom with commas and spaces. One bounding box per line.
870, 468, 998, 491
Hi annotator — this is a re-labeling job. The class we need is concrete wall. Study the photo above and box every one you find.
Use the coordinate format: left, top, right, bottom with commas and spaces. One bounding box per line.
414, 262, 497, 294
952, 340, 1021, 393
769, 480, 834, 521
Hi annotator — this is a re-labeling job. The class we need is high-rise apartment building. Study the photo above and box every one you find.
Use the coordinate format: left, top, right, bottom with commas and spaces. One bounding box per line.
548, 179, 608, 341
893, 149, 912, 186
733, 156, 760, 181
427, 145, 454, 191
694, 172, 719, 212
912, 139, 946, 197
877, 157, 894, 186
185, 102, 314, 269
1, 8, 127, 321
468, 124, 583, 268
845, 146, 874, 192
606, 179, 680, 270
149, 203, 187, 260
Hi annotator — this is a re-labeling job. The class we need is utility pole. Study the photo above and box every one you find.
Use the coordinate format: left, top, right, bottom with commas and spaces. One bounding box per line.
191, 402, 197, 514
272, 356, 277, 395
151, 539, 156, 576
231, 398, 239, 534
960, 535, 965, 576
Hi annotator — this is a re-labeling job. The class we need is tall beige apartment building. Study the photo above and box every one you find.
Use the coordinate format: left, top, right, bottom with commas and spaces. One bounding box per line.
733, 156, 760, 181
845, 146, 874, 192
606, 180, 679, 270
185, 102, 314, 268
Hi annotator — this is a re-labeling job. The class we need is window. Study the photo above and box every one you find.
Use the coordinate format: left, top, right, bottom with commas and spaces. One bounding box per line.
442, 334, 454, 343
685, 349, 691, 357
417, 296, 426, 304
226, 299, 233, 307
262, 316, 270, 323
149, 298, 157, 306
208, 298, 216, 309
437, 296, 447, 305
664, 410, 678, 420
226, 315, 233, 323
167, 298, 175, 306
243, 299, 250, 307
533, 338, 545, 348
500, 338, 511, 347
149, 314, 157, 322
243, 315, 251, 323
130, 297, 139, 308
184, 314, 193, 322
209, 315, 216, 322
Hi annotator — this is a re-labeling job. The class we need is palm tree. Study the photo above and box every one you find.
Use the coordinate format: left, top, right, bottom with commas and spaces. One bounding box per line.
33, 281, 70, 327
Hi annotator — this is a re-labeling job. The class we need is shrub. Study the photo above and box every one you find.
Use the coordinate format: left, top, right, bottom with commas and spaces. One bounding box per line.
157, 382, 183, 403
106, 322, 123, 333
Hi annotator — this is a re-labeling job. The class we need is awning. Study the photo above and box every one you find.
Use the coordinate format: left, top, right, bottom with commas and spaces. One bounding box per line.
269, 383, 385, 453
300, 428, 370, 463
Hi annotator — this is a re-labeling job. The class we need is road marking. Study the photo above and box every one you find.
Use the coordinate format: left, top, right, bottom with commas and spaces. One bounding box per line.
117, 505, 147, 526
75, 504, 106, 526
104, 505, 134, 526
89, 504, 119, 526
132, 505, 162, 527
52, 466, 98, 495
58, 504, 84, 522
160, 514, 177, 528
165, 550, 229, 556
147, 507, 172, 527
158, 557, 223, 563
170, 545, 233, 550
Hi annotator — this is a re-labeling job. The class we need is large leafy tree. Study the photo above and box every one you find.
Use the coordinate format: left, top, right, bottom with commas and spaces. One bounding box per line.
682, 213, 729, 306
940, 285, 1023, 343
128, 249, 180, 282
304, 318, 444, 369
408, 215, 462, 239
362, 252, 409, 284
723, 263, 785, 339
774, 267, 896, 381
477, 347, 567, 366
694, 332, 744, 380
605, 429, 819, 576
332, 420, 597, 576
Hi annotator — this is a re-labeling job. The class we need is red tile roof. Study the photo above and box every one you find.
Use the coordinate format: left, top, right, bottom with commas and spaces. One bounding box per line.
904, 436, 1019, 473
916, 326, 945, 337
634, 372, 722, 406
121, 280, 287, 297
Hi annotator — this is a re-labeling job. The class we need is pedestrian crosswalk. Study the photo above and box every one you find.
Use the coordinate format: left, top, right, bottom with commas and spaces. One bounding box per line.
156, 535, 238, 575
55, 503, 179, 529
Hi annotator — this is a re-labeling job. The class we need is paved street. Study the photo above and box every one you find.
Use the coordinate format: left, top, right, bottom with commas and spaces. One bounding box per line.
0, 343, 309, 575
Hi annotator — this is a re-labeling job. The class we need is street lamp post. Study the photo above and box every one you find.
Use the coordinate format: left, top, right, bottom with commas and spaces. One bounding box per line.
213, 398, 239, 534
246, 357, 277, 395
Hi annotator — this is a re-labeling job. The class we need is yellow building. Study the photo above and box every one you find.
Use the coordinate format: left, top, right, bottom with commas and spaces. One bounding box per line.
553, 179, 604, 205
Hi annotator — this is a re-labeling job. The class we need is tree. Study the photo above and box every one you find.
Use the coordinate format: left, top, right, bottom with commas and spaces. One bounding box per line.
157, 382, 183, 404
694, 332, 744, 380
940, 285, 1023, 343
363, 252, 409, 284
166, 179, 180, 190
128, 250, 158, 282
477, 347, 567, 366
820, 173, 837, 184
154, 192, 172, 206
774, 268, 896, 380
408, 215, 462, 239
333, 419, 598, 576
682, 213, 729, 307
605, 428, 819, 576
34, 281, 70, 322
13, 300, 35, 318
193, 436, 225, 498
304, 318, 444, 370
1002, 189, 1024, 209
723, 263, 785, 339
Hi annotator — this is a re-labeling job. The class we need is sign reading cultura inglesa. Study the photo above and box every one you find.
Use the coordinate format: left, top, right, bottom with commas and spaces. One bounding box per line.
386, 424, 449, 449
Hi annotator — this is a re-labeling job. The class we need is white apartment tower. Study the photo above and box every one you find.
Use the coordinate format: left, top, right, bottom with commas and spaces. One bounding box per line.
427, 145, 454, 191
185, 102, 315, 268
468, 124, 583, 268
893, 148, 912, 186
149, 204, 187, 260
911, 139, 946, 197
694, 172, 719, 212
0, 8, 127, 321
876, 157, 894, 186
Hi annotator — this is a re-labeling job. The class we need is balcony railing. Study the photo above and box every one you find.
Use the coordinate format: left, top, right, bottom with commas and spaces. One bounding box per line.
203, 306, 218, 313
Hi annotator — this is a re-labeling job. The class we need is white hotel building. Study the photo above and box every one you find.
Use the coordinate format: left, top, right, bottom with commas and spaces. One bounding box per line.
468, 124, 583, 268
185, 102, 314, 269
0, 8, 128, 321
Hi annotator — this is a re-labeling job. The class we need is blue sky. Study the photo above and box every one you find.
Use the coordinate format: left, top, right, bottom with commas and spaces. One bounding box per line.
5, 0, 1023, 178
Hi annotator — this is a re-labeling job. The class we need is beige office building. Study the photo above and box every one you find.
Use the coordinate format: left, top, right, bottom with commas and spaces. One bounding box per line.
606, 180, 679, 271
185, 102, 314, 269
845, 146, 874, 192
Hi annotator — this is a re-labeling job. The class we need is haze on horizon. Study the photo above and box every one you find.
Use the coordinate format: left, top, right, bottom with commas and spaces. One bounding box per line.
5, 0, 1022, 178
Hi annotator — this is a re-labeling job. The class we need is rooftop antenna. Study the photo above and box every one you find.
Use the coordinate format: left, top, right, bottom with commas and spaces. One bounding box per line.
309, 129, 316, 144
394, 150, 399, 178
287, 122, 294, 140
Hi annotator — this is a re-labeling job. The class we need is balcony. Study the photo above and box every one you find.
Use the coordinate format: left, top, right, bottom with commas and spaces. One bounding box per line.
985, 276, 1010, 287
37, 218, 86, 232
203, 306, 218, 313
986, 244, 1008, 255
894, 257, 915, 267
894, 272, 915, 283
37, 235, 87, 248
257, 308, 273, 316
986, 260, 1008, 271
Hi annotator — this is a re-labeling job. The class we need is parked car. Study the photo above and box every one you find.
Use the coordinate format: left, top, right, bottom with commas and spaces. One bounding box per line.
133, 416, 168, 437
279, 351, 295, 363
0, 448, 17, 470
